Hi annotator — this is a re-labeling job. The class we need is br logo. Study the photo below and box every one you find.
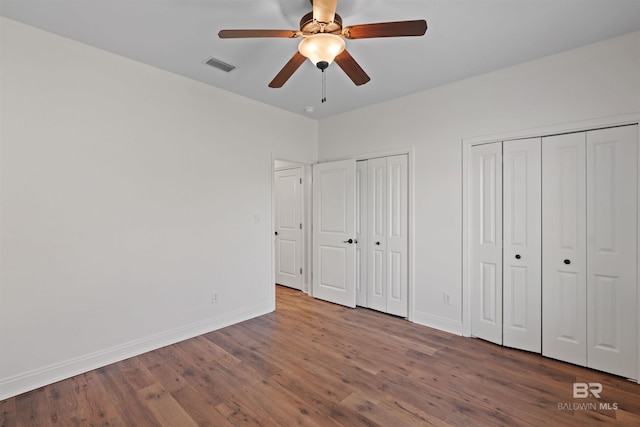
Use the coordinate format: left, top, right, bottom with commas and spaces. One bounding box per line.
573, 382, 603, 398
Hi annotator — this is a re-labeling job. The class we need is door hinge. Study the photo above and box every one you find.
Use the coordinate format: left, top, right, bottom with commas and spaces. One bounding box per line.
300, 268, 303, 275
300, 223, 302, 229
300, 178, 302, 184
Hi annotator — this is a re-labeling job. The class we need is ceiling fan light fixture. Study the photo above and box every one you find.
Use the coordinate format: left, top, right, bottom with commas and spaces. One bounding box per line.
298, 34, 345, 67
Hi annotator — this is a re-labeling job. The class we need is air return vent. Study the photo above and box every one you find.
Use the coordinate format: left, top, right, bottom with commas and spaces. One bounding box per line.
203, 57, 236, 72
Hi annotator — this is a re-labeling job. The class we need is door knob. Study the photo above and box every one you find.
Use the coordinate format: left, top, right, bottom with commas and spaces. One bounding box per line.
564, 259, 571, 265
375, 241, 381, 245
343, 238, 354, 244
275, 231, 278, 236
515, 254, 521, 260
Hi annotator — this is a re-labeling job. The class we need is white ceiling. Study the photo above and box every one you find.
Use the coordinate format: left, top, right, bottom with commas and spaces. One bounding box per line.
2, 0, 640, 119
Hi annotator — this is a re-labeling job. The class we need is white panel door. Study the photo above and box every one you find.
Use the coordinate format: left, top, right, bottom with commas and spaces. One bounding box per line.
470, 142, 503, 345
275, 168, 302, 290
367, 157, 387, 312
355, 160, 368, 307
542, 132, 587, 366
503, 138, 542, 352
312, 159, 357, 308
385, 155, 408, 317
586, 125, 638, 379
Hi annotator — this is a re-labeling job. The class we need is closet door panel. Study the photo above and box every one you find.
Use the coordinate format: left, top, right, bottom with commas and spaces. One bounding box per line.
503, 138, 541, 352
470, 142, 503, 345
368, 157, 387, 312
355, 161, 368, 307
586, 125, 638, 379
386, 155, 408, 317
542, 133, 587, 366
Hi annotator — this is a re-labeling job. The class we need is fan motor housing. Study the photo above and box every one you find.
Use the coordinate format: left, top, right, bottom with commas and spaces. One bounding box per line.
300, 12, 343, 34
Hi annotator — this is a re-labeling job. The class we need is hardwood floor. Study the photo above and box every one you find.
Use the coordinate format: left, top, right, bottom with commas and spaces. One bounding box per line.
2, 285, 640, 426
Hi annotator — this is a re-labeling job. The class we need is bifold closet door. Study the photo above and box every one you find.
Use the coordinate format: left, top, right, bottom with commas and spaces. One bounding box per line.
470, 139, 541, 350
367, 155, 408, 317
543, 125, 638, 379
368, 157, 387, 312
470, 142, 503, 345
542, 132, 588, 366
355, 160, 368, 307
585, 125, 637, 379
385, 155, 408, 316
502, 138, 542, 352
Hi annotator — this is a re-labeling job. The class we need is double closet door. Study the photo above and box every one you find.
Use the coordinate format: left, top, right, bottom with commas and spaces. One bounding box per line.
470, 138, 542, 353
543, 126, 637, 379
470, 125, 638, 379
356, 155, 409, 317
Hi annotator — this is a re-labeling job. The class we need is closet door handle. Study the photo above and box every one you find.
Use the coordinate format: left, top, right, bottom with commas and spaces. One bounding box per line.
375, 241, 381, 245
515, 254, 521, 260
343, 238, 354, 244
564, 259, 571, 265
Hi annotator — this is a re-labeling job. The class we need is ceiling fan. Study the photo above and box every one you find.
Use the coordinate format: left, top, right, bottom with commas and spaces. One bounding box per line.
218, 0, 427, 89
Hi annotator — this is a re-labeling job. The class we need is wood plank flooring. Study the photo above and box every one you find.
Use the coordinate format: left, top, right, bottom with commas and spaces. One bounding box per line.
2, 285, 640, 426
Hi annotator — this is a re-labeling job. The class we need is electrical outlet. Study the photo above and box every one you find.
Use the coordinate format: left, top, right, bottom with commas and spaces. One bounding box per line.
211, 292, 219, 304
443, 292, 452, 305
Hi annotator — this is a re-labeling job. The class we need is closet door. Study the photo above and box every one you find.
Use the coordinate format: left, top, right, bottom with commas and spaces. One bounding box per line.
586, 125, 637, 379
385, 154, 408, 317
367, 157, 388, 313
542, 132, 587, 366
355, 160, 368, 307
503, 138, 541, 352
470, 142, 503, 345
366, 155, 409, 316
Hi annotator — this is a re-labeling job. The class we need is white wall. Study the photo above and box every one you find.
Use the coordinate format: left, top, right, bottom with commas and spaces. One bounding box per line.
318, 31, 640, 334
0, 18, 317, 399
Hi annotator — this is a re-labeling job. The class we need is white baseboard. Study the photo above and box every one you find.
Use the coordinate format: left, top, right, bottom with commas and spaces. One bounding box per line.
412, 311, 463, 336
0, 302, 272, 401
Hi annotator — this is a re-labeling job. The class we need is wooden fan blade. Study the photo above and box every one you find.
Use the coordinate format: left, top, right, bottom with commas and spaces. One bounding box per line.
343, 20, 427, 39
334, 49, 370, 86
312, 0, 338, 24
269, 52, 307, 88
218, 29, 299, 39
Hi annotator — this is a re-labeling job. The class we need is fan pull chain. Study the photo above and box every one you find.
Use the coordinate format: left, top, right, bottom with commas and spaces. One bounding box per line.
321, 68, 327, 103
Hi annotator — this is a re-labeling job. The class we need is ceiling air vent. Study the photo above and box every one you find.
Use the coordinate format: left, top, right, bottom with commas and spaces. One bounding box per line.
203, 57, 236, 73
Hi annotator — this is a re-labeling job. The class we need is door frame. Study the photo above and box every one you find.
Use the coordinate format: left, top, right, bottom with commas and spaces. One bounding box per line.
461, 112, 640, 380
318, 146, 415, 320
